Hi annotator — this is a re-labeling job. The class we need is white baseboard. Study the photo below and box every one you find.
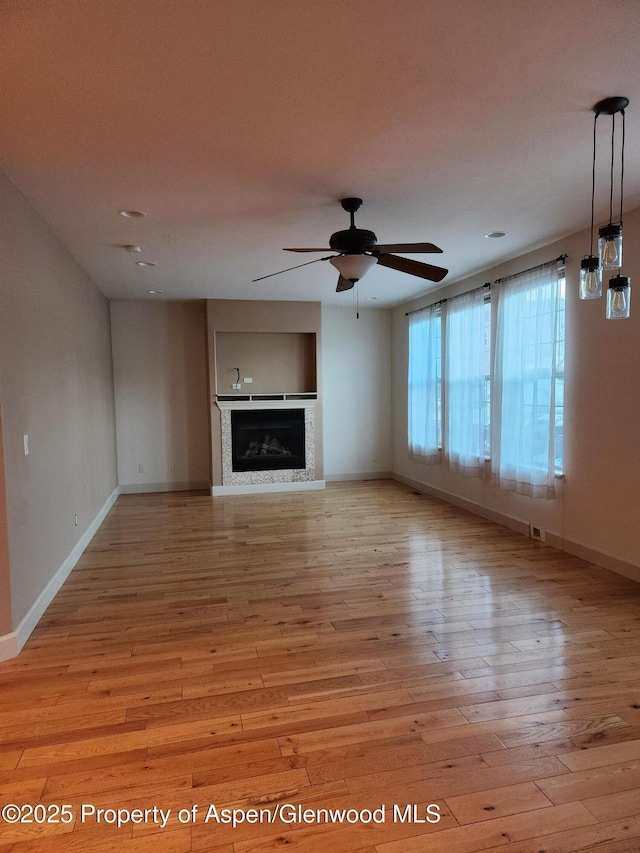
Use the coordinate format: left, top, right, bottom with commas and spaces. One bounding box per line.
325, 472, 392, 482
118, 481, 210, 494
393, 473, 639, 583
393, 473, 531, 537
0, 631, 18, 664
11, 486, 120, 658
559, 537, 640, 583
212, 480, 326, 496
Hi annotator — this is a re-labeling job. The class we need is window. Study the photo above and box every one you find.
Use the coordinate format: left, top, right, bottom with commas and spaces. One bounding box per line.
407, 261, 565, 499
407, 305, 440, 463
443, 288, 489, 478
554, 276, 566, 475
483, 297, 491, 458
491, 262, 564, 498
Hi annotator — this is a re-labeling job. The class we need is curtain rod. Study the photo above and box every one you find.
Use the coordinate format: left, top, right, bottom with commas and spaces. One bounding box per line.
405, 283, 489, 316
493, 254, 567, 284
405, 254, 568, 316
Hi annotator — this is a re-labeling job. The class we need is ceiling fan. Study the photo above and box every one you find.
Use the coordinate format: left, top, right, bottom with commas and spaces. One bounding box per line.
253, 197, 448, 292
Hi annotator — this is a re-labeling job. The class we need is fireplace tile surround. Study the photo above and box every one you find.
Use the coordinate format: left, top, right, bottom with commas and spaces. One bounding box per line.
213, 400, 323, 495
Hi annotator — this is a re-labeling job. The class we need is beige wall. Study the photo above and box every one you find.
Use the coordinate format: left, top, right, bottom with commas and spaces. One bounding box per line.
0, 403, 13, 637
206, 300, 323, 485
110, 301, 210, 491
392, 205, 640, 575
322, 307, 392, 478
0, 169, 118, 629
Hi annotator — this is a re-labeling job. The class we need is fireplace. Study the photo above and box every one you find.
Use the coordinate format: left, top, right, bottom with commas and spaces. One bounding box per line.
231, 408, 305, 472
215, 399, 318, 493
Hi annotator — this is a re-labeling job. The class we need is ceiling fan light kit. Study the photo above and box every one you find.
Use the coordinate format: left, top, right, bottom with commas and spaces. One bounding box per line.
580, 96, 631, 318
329, 253, 377, 282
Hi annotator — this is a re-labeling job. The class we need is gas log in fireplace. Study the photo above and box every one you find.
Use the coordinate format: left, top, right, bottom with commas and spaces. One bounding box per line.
231, 408, 305, 472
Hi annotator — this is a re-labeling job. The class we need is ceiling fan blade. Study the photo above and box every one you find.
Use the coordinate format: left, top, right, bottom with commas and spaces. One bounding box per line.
252, 256, 332, 282
373, 242, 443, 254
336, 275, 354, 292
283, 247, 334, 253
376, 253, 448, 283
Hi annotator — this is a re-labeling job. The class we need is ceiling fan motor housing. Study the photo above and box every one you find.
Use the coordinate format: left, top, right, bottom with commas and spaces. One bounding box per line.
329, 228, 377, 253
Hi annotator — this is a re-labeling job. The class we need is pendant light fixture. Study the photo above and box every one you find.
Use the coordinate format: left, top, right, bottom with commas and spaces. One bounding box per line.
581, 96, 630, 318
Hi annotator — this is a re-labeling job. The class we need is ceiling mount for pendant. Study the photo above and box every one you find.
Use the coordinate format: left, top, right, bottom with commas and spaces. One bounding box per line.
594, 96, 629, 116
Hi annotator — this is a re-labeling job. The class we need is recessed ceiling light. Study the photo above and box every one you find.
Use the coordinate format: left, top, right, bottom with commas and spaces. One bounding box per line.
485, 231, 507, 238
123, 244, 142, 253
136, 261, 157, 267
118, 209, 147, 218
147, 289, 163, 295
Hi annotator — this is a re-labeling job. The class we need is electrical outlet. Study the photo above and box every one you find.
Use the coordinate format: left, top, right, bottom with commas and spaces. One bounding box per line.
232, 382, 242, 390
372, 454, 378, 463
244, 377, 253, 383
138, 464, 145, 474
169, 464, 175, 473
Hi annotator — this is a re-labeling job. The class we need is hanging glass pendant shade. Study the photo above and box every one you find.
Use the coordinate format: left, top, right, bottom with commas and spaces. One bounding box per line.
598, 223, 623, 269
579, 256, 602, 299
606, 276, 631, 320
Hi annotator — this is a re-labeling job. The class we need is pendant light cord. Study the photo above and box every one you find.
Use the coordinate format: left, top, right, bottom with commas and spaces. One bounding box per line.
620, 109, 625, 225
609, 112, 616, 225
590, 111, 597, 255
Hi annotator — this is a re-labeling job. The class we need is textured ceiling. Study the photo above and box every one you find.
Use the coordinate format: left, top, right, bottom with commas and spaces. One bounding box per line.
2, 0, 639, 306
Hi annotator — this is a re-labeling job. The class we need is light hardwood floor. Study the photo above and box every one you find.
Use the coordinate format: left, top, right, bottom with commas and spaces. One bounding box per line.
1, 480, 640, 852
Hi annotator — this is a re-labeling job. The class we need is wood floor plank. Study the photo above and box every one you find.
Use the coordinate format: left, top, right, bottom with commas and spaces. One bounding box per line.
477, 813, 640, 853
557, 736, 640, 771
0, 481, 638, 851
443, 779, 553, 825
375, 802, 597, 852
582, 785, 640, 821
536, 759, 640, 804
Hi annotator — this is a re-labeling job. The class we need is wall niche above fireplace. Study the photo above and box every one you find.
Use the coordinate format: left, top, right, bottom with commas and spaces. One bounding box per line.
215, 332, 316, 396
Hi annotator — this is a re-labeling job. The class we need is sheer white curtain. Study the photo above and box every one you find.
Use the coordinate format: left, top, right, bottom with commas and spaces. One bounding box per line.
491, 262, 561, 498
408, 305, 440, 463
443, 288, 488, 477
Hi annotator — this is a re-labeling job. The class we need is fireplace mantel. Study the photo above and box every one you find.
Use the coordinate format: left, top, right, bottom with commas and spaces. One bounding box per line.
216, 397, 317, 412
